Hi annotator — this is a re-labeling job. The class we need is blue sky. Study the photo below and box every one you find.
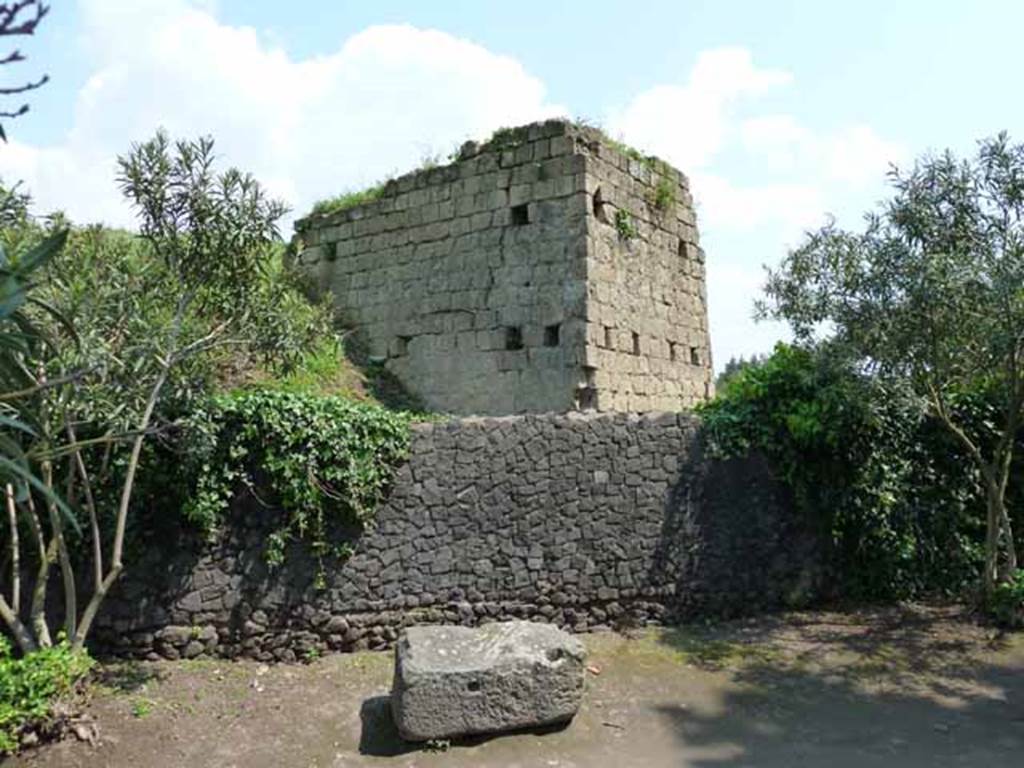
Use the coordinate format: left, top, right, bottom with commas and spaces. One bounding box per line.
4, 1, 1022, 369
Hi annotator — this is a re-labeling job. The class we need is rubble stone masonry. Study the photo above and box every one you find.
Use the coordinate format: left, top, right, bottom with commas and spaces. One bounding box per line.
92, 413, 820, 662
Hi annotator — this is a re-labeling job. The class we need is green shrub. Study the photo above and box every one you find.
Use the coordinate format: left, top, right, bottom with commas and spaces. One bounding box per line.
990, 570, 1024, 628
0, 638, 93, 753
183, 391, 413, 584
699, 342, 989, 600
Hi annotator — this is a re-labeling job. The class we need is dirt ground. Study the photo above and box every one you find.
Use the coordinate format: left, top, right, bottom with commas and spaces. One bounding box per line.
10, 605, 1024, 767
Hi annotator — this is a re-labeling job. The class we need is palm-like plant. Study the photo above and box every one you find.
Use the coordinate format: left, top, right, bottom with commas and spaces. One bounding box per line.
0, 229, 67, 490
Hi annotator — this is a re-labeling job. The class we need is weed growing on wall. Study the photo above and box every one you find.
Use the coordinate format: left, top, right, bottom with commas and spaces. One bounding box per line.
615, 209, 638, 240
310, 184, 387, 217
183, 391, 413, 583
650, 177, 676, 212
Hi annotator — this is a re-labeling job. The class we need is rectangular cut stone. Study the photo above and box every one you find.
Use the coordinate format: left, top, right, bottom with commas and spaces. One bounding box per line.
390, 621, 586, 741
294, 119, 714, 415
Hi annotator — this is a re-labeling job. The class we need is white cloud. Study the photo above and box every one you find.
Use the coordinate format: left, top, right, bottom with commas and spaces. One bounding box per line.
693, 172, 826, 240
608, 48, 792, 171
1, 7, 903, 372
740, 116, 906, 185
607, 49, 904, 369
821, 124, 906, 185
705, 260, 790, 368
1, 0, 564, 227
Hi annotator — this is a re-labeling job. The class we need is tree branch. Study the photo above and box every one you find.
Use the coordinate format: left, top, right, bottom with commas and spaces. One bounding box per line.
23, 493, 53, 648
5, 483, 18, 616
0, 1, 47, 37
0, 591, 35, 653
41, 461, 75, 641
66, 424, 102, 593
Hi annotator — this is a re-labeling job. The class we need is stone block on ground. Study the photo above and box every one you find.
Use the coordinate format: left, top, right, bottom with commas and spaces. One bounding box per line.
390, 620, 586, 741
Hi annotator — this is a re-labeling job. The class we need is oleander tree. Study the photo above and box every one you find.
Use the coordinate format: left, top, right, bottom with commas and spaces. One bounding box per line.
759, 133, 1024, 597
0, 132, 288, 652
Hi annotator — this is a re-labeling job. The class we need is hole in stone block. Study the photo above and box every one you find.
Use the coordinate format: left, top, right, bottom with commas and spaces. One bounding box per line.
544, 324, 560, 347
690, 346, 701, 365
632, 332, 641, 356
603, 325, 614, 349
505, 326, 524, 351
511, 203, 530, 226
669, 341, 677, 362
593, 187, 608, 223
575, 386, 597, 411
467, 680, 481, 692
395, 335, 411, 356
678, 238, 686, 257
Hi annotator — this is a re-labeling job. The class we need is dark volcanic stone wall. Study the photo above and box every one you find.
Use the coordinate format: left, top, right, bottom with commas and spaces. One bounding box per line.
93, 413, 821, 661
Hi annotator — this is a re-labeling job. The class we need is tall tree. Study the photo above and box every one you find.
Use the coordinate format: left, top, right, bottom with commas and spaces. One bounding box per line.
0, 133, 287, 652
759, 133, 1024, 597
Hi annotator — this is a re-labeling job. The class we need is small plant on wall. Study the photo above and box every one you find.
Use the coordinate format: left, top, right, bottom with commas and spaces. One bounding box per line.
615, 209, 638, 240
650, 177, 676, 213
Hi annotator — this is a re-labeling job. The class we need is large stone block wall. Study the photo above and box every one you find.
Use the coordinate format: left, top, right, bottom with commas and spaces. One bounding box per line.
579, 135, 713, 410
294, 120, 713, 415
295, 122, 590, 415
92, 413, 821, 662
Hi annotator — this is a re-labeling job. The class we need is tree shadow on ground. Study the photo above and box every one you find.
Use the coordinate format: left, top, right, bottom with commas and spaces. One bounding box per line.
653, 606, 1024, 767
91, 662, 167, 694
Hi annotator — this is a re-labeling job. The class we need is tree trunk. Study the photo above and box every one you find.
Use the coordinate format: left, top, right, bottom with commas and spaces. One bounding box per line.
984, 476, 1018, 595
984, 486, 1001, 598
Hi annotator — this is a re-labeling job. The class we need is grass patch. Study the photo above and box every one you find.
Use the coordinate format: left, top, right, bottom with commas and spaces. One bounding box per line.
241, 338, 365, 399
309, 184, 386, 217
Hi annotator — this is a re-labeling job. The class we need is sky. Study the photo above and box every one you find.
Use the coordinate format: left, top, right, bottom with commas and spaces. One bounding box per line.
2, 0, 1021, 370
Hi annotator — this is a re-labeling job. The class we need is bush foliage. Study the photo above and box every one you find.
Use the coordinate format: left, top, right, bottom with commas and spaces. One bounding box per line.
0, 638, 92, 753
699, 343, 1012, 600
990, 569, 1024, 628
183, 390, 413, 583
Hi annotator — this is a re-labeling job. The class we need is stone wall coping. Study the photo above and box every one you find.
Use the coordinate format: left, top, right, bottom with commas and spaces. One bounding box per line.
293, 119, 688, 234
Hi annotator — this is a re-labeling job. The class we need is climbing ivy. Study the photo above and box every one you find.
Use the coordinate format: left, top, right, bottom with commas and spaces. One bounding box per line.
183, 391, 413, 581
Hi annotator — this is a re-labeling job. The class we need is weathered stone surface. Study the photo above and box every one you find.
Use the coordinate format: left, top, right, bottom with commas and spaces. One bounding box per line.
293, 119, 713, 416
390, 621, 585, 741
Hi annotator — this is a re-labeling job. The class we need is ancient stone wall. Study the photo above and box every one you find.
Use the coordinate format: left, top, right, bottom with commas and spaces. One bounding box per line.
294, 120, 713, 415
295, 122, 590, 415
579, 134, 713, 410
92, 413, 821, 662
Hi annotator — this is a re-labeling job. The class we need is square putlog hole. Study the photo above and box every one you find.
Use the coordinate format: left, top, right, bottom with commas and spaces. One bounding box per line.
544, 324, 560, 347
510, 204, 530, 226
505, 326, 524, 351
